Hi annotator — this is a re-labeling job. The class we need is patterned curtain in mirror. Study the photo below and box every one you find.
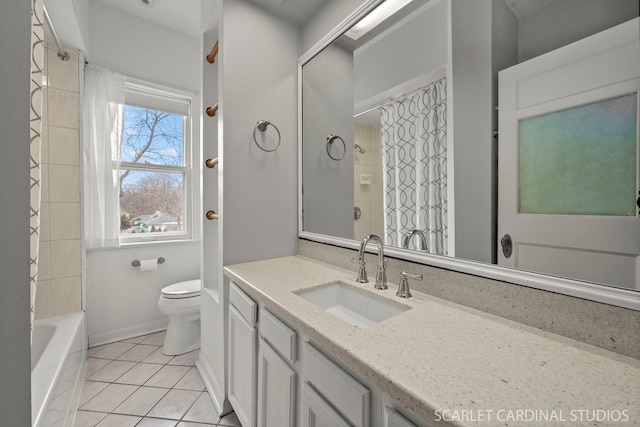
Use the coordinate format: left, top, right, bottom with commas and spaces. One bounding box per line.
380, 78, 448, 255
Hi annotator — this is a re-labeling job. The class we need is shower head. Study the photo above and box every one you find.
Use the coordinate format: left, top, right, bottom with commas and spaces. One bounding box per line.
354, 143, 366, 154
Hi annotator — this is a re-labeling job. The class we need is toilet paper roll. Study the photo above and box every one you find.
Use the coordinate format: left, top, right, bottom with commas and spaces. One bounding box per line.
139, 259, 158, 271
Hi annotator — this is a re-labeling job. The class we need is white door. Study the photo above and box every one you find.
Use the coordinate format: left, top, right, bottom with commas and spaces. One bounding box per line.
257, 339, 296, 427
498, 18, 640, 290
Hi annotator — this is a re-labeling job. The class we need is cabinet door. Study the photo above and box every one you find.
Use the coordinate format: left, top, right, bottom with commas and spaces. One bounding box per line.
302, 384, 351, 427
383, 406, 418, 427
257, 339, 296, 427
228, 305, 257, 427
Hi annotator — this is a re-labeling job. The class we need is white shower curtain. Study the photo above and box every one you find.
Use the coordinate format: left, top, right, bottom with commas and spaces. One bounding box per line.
30, 0, 44, 333
83, 64, 125, 248
380, 78, 448, 255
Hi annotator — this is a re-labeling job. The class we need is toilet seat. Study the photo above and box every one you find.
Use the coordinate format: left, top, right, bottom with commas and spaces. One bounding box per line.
161, 279, 201, 299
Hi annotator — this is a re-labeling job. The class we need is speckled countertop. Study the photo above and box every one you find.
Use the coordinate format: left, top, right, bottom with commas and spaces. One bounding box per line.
223, 255, 640, 427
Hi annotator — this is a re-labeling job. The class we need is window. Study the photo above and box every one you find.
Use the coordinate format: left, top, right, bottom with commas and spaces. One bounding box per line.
118, 80, 193, 242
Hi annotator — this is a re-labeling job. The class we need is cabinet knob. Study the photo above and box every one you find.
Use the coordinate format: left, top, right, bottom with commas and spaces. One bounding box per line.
205, 158, 218, 169
206, 210, 219, 220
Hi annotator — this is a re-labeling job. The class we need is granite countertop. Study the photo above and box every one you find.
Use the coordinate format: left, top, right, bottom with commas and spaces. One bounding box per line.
223, 255, 640, 427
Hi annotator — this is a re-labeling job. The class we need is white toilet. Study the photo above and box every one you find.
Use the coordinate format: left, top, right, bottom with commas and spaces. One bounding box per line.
158, 279, 201, 355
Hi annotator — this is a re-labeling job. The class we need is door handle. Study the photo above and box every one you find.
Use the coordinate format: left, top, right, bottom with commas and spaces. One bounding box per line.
501, 234, 513, 259
636, 191, 639, 215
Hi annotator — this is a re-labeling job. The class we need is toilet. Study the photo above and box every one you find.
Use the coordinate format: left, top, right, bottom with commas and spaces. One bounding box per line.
158, 279, 201, 355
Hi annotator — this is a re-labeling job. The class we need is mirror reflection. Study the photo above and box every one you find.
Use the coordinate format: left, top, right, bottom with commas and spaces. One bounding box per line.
301, 0, 639, 291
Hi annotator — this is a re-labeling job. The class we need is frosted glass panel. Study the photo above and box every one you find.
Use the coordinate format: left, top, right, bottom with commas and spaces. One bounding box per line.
519, 94, 637, 216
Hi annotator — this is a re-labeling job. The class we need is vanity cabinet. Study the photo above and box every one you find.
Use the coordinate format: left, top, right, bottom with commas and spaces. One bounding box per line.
257, 308, 297, 427
383, 406, 419, 427
303, 342, 371, 427
226, 278, 423, 427
228, 282, 258, 427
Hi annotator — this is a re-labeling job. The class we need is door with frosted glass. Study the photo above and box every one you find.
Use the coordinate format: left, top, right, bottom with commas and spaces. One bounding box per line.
498, 18, 639, 290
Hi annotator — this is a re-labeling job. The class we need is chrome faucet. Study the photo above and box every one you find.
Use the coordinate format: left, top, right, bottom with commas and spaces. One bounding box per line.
402, 229, 428, 251
396, 271, 423, 298
355, 234, 387, 290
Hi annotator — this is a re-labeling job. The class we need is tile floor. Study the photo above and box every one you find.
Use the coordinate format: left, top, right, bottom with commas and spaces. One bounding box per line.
74, 330, 242, 427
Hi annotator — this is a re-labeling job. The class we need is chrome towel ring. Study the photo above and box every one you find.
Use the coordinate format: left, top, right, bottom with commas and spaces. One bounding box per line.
326, 134, 346, 161
253, 120, 281, 152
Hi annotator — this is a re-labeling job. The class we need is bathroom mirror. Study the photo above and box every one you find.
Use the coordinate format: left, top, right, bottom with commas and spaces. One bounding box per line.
299, 0, 640, 308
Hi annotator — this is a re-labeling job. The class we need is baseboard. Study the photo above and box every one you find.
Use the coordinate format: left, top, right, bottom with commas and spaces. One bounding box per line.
88, 319, 168, 347
196, 357, 230, 416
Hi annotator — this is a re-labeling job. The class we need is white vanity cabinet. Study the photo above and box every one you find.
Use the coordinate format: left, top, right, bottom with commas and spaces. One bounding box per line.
228, 282, 258, 427
303, 342, 371, 427
257, 308, 297, 427
382, 406, 420, 427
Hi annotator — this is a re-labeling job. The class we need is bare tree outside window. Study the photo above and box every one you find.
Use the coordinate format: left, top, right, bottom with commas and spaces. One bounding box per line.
119, 105, 186, 235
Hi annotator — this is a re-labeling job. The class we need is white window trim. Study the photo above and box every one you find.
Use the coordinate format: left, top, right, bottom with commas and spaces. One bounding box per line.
119, 78, 197, 245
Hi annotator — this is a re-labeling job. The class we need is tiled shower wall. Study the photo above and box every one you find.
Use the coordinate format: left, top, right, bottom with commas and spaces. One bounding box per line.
353, 123, 384, 240
35, 43, 82, 319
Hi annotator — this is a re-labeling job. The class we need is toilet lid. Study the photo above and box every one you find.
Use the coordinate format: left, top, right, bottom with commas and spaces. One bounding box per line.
161, 279, 201, 299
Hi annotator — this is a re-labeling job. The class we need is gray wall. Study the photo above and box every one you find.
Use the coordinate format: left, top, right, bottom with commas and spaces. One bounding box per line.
450, 0, 495, 263
221, 0, 299, 266
0, 1, 32, 424
85, 1, 202, 345
302, 43, 355, 239
302, 0, 370, 53
518, 0, 639, 62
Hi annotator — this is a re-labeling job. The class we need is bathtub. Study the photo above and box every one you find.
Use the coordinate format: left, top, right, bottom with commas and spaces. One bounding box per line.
32, 312, 87, 427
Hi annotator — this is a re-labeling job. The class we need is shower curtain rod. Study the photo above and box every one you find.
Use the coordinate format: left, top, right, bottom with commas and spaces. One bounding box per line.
43, 5, 70, 61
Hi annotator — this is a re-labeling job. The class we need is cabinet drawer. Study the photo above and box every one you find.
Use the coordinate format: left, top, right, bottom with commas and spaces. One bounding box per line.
260, 308, 297, 364
229, 281, 257, 327
384, 406, 418, 427
303, 342, 370, 427
302, 383, 351, 427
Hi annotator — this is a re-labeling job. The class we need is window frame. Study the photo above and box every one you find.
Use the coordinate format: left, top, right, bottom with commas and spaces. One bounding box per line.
118, 78, 195, 244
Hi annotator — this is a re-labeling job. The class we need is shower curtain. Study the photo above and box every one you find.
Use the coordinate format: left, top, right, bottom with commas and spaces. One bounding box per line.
380, 78, 448, 255
83, 64, 125, 248
30, 0, 44, 335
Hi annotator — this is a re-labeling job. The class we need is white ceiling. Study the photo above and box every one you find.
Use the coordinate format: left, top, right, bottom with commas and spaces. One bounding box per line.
94, 0, 327, 38
94, 0, 203, 37
505, 0, 557, 19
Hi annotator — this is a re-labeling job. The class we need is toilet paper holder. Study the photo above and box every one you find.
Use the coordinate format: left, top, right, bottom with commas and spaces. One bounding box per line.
131, 257, 165, 267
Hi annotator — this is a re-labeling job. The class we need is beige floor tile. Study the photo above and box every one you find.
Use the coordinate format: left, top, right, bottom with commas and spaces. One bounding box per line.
117, 344, 161, 362
182, 392, 220, 424
116, 362, 163, 386
177, 422, 218, 426
168, 349, 200, 366
79, 380, 110, 406
138, 418, 179, 426
144, 347, 175, 365
73, 410, 108, 427
174, 367, 205, 391
90, 341, 136, 359
145, 365, 190, 388
146, 389, 200, 420
94, 413, 142, 427
140, 331, 166, 346
85, 357, 111, 378
80, 383, 138, 413
113, 386, 169, 416
87, 360, 136, 382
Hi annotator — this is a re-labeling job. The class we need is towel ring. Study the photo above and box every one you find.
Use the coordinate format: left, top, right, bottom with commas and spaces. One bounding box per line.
253, 120, 281, 152
326, 134, 346, 161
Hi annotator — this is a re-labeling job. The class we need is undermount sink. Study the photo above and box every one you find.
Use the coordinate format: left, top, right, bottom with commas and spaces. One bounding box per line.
295, 281, 410, 329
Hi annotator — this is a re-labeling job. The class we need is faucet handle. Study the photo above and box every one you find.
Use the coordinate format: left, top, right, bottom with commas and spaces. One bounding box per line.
396, 271, 422, 298
351, 257, 368, 283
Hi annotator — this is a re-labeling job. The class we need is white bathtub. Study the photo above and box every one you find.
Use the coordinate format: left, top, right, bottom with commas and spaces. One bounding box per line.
31, 312, 87, 427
